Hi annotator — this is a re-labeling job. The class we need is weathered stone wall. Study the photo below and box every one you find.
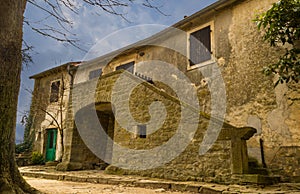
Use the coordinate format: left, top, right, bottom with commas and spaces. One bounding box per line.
30, 70, 71, 161
58, 71, 121, 170
210, 0, 300, 178
269, 146, 300, 182
64, 70, 254, 183
100, 0, 300, 178
106, 0, 300, 178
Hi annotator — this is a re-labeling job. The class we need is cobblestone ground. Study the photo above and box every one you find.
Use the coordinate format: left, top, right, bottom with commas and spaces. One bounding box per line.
25, 177, 187, 194
20, 167, 300, 194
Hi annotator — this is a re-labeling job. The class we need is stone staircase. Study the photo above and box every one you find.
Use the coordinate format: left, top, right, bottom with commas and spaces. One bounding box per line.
248, 159, 268, 175
232, 159, 281, 185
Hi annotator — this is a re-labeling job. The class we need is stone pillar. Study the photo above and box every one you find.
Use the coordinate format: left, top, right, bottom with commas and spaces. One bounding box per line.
231, 137, 249, 174
218, 126, 256, 175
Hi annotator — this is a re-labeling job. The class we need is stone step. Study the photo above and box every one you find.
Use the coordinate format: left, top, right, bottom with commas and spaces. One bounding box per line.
232, 174, 281, 185
248, 167, 269, 175
248, 161, 259, 168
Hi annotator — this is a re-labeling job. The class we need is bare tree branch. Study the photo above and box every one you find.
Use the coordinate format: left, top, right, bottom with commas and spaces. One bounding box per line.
23, 0, 167, 61
142, 0, 169, 16
22, 41, 34, 67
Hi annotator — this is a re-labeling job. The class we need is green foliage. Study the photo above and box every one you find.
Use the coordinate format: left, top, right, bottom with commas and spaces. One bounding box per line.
264, 48, 300, 85
255, 0, 300, 85
31, 152, 44, 165
16, 113, 34, 154
15, 138, 33, 154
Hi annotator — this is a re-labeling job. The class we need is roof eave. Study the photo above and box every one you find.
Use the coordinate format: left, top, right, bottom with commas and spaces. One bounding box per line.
29, 61, 82, 79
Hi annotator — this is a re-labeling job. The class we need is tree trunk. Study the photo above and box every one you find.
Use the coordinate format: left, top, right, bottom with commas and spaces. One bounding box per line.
0, 1, 38, 193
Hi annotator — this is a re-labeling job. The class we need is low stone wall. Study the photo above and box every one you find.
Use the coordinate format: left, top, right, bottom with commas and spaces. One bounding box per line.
269, 146, 300, 182
16, 153, 32, 167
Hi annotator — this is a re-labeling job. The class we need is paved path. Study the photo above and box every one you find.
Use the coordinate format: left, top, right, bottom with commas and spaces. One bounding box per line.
20, 166, 300, 193
25, 177, 185, 194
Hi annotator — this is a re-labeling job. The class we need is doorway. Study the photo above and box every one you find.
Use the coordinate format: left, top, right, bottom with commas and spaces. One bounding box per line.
45, 128, 57, 161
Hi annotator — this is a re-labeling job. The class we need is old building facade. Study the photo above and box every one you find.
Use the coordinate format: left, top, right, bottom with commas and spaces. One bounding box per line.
30, 0, 300, 183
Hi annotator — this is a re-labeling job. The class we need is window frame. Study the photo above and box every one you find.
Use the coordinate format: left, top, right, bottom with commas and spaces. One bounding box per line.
187, 21, 215, 70
49, 80, 61, 103
115, 60, 135, 74
88, 68, 102, 80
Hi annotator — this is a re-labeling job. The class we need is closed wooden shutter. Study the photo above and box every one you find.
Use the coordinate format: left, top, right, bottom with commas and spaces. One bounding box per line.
89, 68, 102, 80
116, 61, 135, 74
190, 26, 211, 65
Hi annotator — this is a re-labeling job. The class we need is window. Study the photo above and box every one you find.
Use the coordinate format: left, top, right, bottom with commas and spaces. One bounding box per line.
116, 61, 134, 74
189, 25, 212, 67
138, 125, 147, 138
50, 81, 60, 103
89, 68, 102, 80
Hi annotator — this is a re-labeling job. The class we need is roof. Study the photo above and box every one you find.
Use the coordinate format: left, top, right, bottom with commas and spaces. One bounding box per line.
173, 0, 242, 28
30, 0, 244, 75
29, 61, 82, 79
81, 0, 243, 68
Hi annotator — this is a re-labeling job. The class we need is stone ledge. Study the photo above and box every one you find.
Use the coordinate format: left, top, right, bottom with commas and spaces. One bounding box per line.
232, 174, 281, 185
199, 187, 223, 194
134, 180, 171, 190
171, 183, 201, 192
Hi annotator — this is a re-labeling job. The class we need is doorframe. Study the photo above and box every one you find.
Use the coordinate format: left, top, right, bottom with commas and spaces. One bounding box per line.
45, 128, 58, 162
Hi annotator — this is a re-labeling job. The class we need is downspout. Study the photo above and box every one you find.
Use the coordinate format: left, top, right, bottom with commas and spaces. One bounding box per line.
67, 64, 75, 87
260, 138, 267, 168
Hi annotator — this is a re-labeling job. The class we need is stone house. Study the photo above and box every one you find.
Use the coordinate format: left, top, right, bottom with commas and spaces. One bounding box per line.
29, 0, 300, 183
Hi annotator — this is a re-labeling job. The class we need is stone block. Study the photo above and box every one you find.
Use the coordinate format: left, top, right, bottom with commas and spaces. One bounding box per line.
233, 174, 281, 185
199, 187, 222, 194
45, 161, 59, 167
134, 180, 171, 190
40, 174, 59, 180
56, 162, 83, 171
171, 183, 201, 192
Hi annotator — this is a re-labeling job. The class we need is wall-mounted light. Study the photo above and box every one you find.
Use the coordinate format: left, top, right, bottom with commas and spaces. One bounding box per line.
139, 51, 145, 57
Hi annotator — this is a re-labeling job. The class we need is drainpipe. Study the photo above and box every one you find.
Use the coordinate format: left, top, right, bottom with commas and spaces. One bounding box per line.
260, 138, 267, 168
67, 64, 74, 87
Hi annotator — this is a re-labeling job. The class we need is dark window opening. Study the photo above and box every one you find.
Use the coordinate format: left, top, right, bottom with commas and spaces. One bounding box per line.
116, 61, 134, 74
138, 125, 147, 138
189, 26, 211, 65
89, 68, 102, 80
50, 81, 60, 103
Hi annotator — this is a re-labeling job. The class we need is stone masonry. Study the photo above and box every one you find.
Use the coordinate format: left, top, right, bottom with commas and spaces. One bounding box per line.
58, 70, 256, 183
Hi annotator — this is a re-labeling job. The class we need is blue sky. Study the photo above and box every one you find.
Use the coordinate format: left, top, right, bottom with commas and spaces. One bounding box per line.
16, 0, 217, 141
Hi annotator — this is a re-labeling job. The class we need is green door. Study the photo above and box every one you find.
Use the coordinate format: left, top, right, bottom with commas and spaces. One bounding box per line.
46, 129, 57, 161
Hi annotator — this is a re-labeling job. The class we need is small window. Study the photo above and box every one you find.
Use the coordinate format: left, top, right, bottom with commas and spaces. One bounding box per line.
116, 61, 134, 74
50, 81, 60, 103
89, 68, 102, 80
138, 125, 147, 138
189, 25, 212, 66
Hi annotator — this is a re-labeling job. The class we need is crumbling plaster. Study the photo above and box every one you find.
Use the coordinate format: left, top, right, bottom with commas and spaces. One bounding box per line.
215, 0, 300, 166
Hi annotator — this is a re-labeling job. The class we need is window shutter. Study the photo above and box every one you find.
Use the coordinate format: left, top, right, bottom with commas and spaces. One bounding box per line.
116, 61, 135, 74
190, 26, 211, 65
89, 68, 102, 80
